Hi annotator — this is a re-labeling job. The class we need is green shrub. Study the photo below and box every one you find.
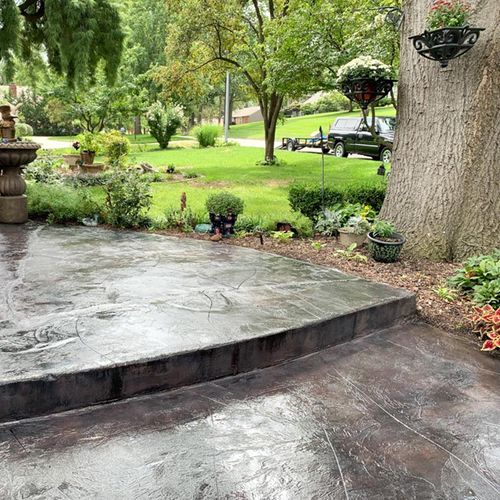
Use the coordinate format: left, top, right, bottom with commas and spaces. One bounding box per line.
64, 172, 112, 187
25, 157, 64, 184
448, 250, 500, 307
161, 207, 207, 232
146, 102, 184, 149
103, 169, 152, 228
101, 131, 130, 168
299, 92, 351, 115
27, 183, 100, 223
234, 214, 266, 233
15, 122, 33, 138
288, 183, 386, 220
192, 124, 221, 147
342, 184, 386, 212
205, 192, 244, 216
288, 184, 344, 220
76, 132, 102, 153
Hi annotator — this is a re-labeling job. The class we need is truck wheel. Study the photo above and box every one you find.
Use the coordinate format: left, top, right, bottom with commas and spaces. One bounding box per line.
380, 147, 392, 164
286, 139, 296, 151
334, 142, 348, 158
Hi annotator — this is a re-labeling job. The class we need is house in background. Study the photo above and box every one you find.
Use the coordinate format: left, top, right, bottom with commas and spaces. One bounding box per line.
0, 83, 30, 101
232, 106, 263, 125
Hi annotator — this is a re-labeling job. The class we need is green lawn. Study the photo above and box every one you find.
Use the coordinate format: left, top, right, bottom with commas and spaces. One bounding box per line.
46, 134, 186, 145
127, 145, 385, 218
229, 106, 396, 140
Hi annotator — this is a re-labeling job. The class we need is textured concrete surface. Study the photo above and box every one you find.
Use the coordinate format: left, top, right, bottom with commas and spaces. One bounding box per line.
0, 224, 414, 421
0, 323, 498, 499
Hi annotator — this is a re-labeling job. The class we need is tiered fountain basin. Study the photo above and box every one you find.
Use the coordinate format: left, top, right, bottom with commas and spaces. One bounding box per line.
0, 141, 40, 223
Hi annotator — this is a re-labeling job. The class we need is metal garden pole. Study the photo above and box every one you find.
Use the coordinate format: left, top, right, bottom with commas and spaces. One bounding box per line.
224, 72, 231, 143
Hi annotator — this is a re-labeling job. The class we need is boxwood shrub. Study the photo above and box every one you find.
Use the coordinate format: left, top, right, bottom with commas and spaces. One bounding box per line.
288, 183, 386, 220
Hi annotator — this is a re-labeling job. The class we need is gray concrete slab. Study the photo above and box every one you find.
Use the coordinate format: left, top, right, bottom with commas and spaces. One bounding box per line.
0, 323, 498, 499
0, 224, 414, 421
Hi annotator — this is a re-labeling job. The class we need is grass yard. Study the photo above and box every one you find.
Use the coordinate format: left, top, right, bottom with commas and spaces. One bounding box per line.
229, 106, 396, 140
45, 134, 187, 145
128, 145, 385, 218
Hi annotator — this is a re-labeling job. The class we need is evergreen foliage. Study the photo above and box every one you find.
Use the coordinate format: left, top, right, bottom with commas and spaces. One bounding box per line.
0, 0, 123, 85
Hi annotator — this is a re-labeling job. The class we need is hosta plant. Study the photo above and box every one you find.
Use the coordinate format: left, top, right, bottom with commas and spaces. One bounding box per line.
448, 250, 500, 307
426, 0, 471, 31
469, 305, 500, 352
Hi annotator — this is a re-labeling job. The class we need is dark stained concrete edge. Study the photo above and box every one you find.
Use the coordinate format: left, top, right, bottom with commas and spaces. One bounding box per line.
0, 292, 416, 423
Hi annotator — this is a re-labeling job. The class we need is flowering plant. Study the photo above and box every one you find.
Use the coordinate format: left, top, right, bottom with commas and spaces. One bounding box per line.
469, 305, 500, 352
426, 0, 471, 30
336, 56, 392, 87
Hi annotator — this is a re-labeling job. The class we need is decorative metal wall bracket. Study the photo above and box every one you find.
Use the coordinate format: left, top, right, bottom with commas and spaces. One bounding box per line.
341, 78, 395, 110
410, 26, 484, 68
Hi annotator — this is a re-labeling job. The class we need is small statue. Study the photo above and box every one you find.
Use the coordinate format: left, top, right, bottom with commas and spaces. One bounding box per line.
0, 105, 17, 142
180, 192, 187, 211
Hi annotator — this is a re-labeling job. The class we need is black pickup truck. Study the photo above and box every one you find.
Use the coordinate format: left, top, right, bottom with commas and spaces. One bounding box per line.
326, 116, 395, 163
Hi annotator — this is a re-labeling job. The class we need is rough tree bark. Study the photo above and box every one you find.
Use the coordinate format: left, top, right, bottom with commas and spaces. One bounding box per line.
381, 0, 500, 260
261, 93, 283, 163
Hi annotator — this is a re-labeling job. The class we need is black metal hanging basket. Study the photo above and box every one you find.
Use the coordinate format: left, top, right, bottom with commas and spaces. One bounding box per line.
409, 26, 484, 68
341, 78, 395, 110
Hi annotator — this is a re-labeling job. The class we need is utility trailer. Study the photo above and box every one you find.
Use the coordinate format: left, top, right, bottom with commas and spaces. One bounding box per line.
279, 132, 330, 154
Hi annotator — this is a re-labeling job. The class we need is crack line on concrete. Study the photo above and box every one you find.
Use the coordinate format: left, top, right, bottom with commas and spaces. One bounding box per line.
75, 318, 114, 363
323, 427, 350, 500
327, 369, 500, 496
8, 429, 27, 453
201, 291, 214, 323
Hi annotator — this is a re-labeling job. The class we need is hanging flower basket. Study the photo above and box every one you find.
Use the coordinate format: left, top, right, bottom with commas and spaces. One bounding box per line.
341, 78, 395, 110
337, 56, 395, 110
410, 26, 484, 68
411, 0, 484, 67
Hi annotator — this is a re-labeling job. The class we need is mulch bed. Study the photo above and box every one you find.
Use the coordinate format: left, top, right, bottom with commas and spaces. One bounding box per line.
154, 230, 481, 344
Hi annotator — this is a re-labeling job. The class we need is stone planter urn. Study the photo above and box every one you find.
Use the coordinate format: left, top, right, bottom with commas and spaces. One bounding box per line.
0, 106, 40, 224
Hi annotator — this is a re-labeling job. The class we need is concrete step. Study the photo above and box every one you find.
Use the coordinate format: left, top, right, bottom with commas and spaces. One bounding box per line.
0, 225, 415, 422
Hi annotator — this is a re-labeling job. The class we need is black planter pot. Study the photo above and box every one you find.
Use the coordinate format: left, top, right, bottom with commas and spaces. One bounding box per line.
341, 78, 395, 110
209, 213, 238, 237
367, 232, 405, 263
409, 26, 484, 68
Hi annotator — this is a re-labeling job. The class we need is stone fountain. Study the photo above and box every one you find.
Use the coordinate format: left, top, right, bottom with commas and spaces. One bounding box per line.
0, 105, 40, 223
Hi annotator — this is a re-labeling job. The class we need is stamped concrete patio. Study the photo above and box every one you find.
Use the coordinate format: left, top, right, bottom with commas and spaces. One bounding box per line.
0, 323, 499, 499
0, 224, 414, 421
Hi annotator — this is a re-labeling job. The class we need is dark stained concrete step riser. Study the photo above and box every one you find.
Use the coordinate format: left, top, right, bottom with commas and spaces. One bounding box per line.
0, 295, 415, 423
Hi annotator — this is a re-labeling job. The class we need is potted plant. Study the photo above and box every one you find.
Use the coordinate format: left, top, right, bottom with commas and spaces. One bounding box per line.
205, 192, 244, 237
367, 220, 405, 262
410, 0, 484, 68
62, 141, 81, 169
77, 132, 101, 165
337, 56, 394, 109
338, 216, 371, 247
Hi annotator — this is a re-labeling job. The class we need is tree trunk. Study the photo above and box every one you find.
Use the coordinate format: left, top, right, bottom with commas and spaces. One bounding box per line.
381, 0, 500, 260
261, 94, 283, 164
134, 116, 141, 135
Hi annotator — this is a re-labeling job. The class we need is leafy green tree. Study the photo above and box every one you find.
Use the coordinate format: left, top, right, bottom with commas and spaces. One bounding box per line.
162, 0, 399, 163
146, 102, 184, 149
0, 0, 123, 85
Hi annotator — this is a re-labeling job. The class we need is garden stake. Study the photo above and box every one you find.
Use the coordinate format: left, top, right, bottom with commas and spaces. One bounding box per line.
319, 126, 325, 212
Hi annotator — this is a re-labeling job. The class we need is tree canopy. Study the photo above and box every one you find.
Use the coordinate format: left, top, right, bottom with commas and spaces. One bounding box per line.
0, 0, 124, 84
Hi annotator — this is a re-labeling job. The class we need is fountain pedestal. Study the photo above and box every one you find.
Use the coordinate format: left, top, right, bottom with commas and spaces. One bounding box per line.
0, 142, 40, 224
